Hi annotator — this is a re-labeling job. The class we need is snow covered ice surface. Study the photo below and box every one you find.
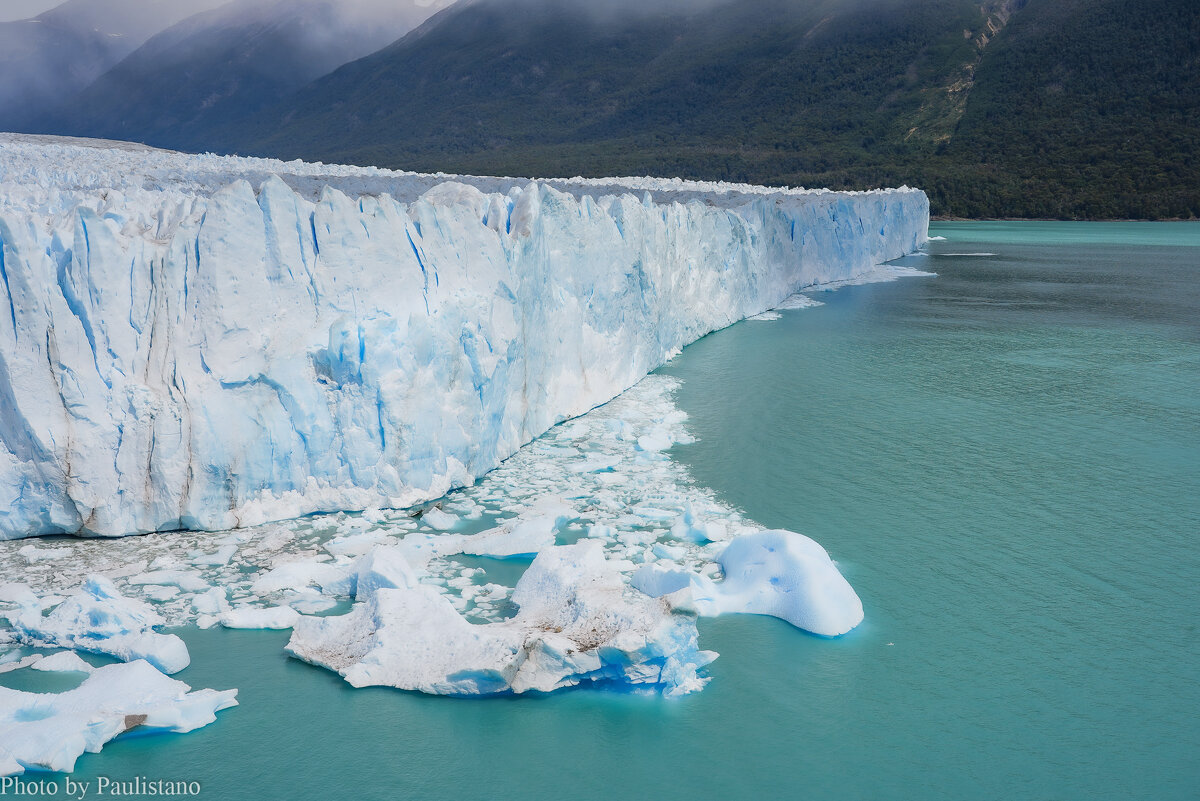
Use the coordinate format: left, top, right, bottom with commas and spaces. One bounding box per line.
0, 134, 926, 539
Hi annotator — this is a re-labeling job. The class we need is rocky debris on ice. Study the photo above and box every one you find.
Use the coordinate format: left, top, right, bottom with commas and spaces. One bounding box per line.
0, 660, 237, 776
9, 576, 190, 673
633, 530, 864, 637
286, 541, 715, 696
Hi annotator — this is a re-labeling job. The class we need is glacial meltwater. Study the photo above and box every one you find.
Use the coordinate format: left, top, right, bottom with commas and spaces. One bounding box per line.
4, 222, 1198, 799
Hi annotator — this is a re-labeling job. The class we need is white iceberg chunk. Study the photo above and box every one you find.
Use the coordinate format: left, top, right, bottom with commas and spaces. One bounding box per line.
419, 507, 458, 531
458, 517, 556, 559
287, 541, 715, 696
219, 606, 300, 630
29, 651, 94, 674
127, 570, 209, 593
353, 546, 420, 600
10, 576, 190, 674
458, 498, 573, 559
690, 530, 864, 637
0, 660, 236, 776
251, 560, 354, 597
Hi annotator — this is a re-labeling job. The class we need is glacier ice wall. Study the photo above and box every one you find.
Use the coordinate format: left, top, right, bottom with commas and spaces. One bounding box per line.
0, 136, 928, 538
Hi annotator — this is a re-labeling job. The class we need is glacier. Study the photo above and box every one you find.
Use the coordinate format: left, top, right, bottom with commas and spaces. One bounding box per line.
0, 134, 928, 540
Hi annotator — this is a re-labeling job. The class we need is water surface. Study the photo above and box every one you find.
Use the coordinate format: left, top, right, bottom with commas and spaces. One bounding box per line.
11, 222, 1199, 800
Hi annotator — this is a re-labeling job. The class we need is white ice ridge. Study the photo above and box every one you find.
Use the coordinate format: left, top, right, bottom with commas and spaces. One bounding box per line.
0, 659, 237, 776
0, 135, 928, 539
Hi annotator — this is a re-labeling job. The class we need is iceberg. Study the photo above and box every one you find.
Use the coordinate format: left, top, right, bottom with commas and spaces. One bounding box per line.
0, 659, 236, 776
9, 575, 190, 673
0, 135, 927, 540
218, 605, 300, 630
29, 651, 94, 673
635, 530, 865, 637
287, 541, 715, 696
353, 545, 421, 600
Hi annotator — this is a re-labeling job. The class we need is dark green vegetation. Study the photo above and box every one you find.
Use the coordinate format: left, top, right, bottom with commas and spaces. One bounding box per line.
22, 0, 1200, 219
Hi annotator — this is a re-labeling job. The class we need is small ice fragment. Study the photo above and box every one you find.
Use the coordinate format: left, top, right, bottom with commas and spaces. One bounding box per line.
192, 587, 229, 616
141, 586, 180, 603
252, 560, 355, 597
635, 431, 673, 452
420, 507, 458, 531
30, 651, 94, 674
18, 545, 67, 563
190, 545, 238, 567
128, 570, 209, 593
220, 606, 301, 630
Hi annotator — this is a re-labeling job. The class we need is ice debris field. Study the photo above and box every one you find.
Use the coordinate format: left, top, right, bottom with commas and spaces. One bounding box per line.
0, 135, 930, 776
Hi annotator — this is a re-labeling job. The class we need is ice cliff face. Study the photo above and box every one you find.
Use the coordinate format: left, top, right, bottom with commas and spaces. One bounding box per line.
0, 135, 928, 539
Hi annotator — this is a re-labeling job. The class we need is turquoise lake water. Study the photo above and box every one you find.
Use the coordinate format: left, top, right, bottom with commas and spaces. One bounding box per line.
7, 222, 1199, 800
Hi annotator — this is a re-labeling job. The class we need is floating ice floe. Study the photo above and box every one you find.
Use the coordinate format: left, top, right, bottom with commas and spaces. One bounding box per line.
456, 498, 574, 559
419, 507, 458, 531
219, 606, 301, 630
807, 263, 936, 290
9, 576, 190, 674
633, 530, 864, 637
287, 541, 715, 696
0, 660, 236, 776
29, 651, 94, 673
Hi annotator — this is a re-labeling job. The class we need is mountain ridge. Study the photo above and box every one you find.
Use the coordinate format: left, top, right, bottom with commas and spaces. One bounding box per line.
12, 0, 1198, 219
